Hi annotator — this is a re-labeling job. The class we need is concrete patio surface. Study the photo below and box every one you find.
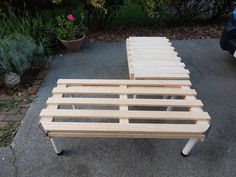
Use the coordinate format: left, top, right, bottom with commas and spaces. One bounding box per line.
0, 39, 236, 177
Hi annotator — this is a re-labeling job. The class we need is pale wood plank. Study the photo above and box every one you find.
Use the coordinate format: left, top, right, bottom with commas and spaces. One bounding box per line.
40, 109, 210, 120
133, 61, 185, 67
41, 122, 209, 133
52, 87, 197, 96
135, 74, 190, 80
47, 97, 203, 107
57, 79, 192, 86
134, 67, 190, 74
47, 132, 205, 140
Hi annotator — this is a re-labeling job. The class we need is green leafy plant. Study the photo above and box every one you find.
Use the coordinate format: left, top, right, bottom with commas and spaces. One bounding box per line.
0, 9, 57, 55
56, 13, 86, 40
81, 0, 125, 30
0, 34, 45, 76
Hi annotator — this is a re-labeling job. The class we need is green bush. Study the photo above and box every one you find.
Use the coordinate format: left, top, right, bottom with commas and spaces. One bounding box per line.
0, 34, 45, 75
80, 0, 125, 30
0, 10, 57, 55
211, 0, 236, 22
0, 0, 53, 14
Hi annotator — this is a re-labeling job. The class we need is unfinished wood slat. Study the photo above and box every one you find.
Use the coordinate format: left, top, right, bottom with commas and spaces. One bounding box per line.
128, 47, 175, 50
40, 109, 210, 120
47, 97, 203, 107
133, 62, 185, 67
47, 132, 205, 140
135, 67, 189, 74
57, 79, 192, 86
130, 50, 178, 55
135, 74, 190, 80
41, 122, 209, 133
52, 87, 196, 96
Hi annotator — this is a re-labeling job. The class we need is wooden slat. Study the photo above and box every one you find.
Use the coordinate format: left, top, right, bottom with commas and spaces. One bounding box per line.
57, 79, 192, 86
52, 87, 196, 96
41, 122, 209, 133
130, 50, 177, 55
40, 109, 210, 120
128, 47, 175, 50
47, 132, 205, 140
133, 62, 185, 67
47, 97, 203, 107
135, 74, 190, 80
135, 67, 190, 74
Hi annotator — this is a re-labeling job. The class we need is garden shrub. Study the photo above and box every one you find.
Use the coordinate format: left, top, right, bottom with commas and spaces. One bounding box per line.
167, 0, 212, 24
211, 0, 236, 22
0, 10, 57, 55
0, 34, 45, 76
135, 0, 169, 18
0, 0, 53, 14
79, 0, 125, 30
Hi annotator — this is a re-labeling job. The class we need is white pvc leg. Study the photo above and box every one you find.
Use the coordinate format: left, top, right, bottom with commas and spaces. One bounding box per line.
163, 95, 169, 99
234, 50, 236, 58
50, 138, 63, 155
181, 139, 198, 156
166, 96, 176, 111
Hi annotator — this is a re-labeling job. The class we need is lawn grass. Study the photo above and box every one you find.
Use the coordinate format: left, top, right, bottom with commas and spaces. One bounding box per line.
0, 122, 19, 147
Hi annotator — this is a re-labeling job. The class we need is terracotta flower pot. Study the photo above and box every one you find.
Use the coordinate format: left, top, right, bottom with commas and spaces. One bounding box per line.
59, 34, 85, 53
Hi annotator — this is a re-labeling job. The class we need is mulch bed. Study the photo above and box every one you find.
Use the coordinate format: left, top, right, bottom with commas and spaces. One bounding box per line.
0, 65, 49, 146
87, 25, 224, 42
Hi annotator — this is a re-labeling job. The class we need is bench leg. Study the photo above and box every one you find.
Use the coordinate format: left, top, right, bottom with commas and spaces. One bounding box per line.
50, 138, 63, 155
166, 96, 176, 111
181, 139, 198, 157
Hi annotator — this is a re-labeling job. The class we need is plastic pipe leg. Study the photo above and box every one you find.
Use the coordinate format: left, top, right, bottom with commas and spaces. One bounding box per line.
50, 138, 63, 155
166, 96, 176, 111
163, 95, 169, 99
181, 139, 198, 157
234, 50, 236, 58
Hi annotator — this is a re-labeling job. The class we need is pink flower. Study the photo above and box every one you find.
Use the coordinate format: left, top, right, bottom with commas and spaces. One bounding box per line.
67, 14, 75, 21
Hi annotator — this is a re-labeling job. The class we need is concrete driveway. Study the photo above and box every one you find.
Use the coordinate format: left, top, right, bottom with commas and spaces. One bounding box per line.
0, 39, 236, 177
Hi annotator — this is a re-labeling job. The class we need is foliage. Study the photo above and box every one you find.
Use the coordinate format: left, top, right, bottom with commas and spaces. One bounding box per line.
135, 0, 169, 18
0, 122, 19, 147
0, 34, 45, 76
211, 0, 236, 22
168, 0, 212, 24
0, 9, 57, 55
0, 0, 53, 14
56, 13, 86, 40
81, 0, 125, 30
50, 0, 124, 30
0, 96, 35, 112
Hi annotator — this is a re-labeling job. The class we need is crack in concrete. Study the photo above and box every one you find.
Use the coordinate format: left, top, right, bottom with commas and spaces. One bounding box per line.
10, 142, 17, 177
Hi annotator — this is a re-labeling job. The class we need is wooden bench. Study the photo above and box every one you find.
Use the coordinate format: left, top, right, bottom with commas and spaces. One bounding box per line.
126, 37, 190, 80
39, 79, 211, 156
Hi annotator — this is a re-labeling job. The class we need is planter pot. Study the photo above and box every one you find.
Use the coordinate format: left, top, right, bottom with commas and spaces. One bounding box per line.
59, 34, 85, 53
